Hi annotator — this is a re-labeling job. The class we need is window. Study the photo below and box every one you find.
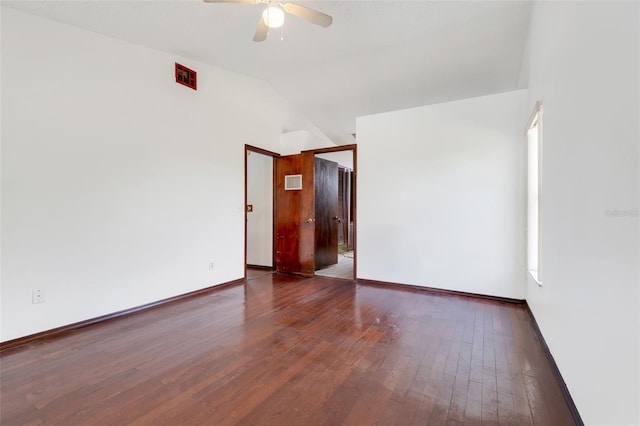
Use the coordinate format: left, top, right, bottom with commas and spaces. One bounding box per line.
526, 101, 543, 285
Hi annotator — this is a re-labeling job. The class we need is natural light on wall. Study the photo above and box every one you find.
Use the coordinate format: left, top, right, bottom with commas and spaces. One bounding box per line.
527, 101, 543, 285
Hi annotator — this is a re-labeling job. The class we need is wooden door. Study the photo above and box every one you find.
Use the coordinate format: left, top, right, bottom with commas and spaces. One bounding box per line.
314, 157, 339, 270
274, 152, 315, 275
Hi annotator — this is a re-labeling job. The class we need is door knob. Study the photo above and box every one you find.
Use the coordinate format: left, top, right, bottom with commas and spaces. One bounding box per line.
333, 216, 342, 223
306, 218, 315, 223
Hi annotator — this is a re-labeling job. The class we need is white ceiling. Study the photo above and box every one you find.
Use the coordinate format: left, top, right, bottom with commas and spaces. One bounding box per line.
2, 0, 532, 145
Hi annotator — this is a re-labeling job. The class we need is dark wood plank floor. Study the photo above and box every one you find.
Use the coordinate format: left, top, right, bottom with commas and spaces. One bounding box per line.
1, 272, 575, 425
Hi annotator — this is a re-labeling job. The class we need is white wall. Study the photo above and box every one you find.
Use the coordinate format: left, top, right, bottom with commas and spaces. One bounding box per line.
246, 151, 273, 267
525, 2, 639, 425
317, 151, 353, 170
0, 7, 330, 341
280, 129, 335, 156
356, 90, 527, 299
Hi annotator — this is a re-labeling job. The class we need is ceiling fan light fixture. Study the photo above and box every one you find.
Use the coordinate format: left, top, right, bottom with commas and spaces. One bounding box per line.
263, 5, 285, 29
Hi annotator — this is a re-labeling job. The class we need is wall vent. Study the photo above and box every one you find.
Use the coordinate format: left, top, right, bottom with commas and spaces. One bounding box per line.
285, 174, 302, 190
175, 63, 197, 90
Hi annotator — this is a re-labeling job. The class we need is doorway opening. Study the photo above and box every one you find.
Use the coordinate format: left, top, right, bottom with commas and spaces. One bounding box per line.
244, 144, 279, 278
312, 145, 356, 280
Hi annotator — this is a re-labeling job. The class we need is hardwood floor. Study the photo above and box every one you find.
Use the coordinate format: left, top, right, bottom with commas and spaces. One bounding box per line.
1, 273, 576, 425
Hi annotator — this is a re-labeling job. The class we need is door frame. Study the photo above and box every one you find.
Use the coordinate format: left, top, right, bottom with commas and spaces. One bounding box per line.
244, 144, 280, 278
303, 144, 357, 279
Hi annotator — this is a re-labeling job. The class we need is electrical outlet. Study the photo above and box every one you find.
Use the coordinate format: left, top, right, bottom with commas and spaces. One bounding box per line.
209, 261, 215, 270
32, 288, 46, 304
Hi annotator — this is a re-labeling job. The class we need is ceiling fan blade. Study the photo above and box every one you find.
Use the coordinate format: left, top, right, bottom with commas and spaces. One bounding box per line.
253, 16, 269, 42
203, 0, 265, 3
283, 3, 333, 28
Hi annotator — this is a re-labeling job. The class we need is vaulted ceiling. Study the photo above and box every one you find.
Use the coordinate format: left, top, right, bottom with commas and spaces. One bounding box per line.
3, 0, 532, 145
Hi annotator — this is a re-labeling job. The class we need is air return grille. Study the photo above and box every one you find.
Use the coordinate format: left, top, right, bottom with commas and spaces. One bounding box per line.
285, 174, 302, 190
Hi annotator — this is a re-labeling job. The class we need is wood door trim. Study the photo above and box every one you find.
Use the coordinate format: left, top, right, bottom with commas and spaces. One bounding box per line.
244, 144, 279, 279
246, 144, 280, 158
302, 144, 357, 154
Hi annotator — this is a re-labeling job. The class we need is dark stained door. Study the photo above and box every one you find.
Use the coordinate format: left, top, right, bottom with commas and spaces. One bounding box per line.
274, 152, 315, 275
314, 157, 339, 270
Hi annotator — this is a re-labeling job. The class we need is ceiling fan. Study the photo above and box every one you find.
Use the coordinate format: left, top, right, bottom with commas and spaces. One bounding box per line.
203, 0, 333, 42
